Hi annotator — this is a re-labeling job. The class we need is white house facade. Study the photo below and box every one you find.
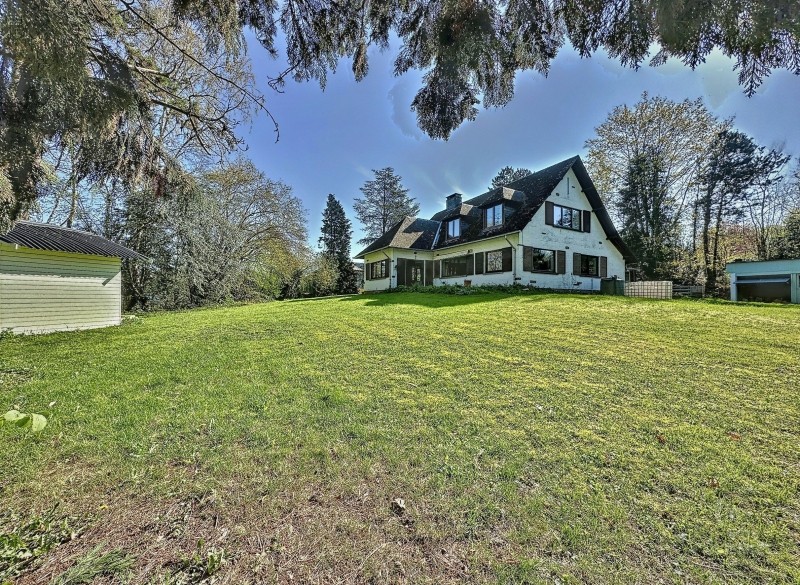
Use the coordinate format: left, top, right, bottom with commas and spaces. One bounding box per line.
355, 156, 633, 292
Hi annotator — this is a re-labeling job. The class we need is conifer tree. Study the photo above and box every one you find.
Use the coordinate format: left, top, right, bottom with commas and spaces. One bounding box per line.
353, 168, 419, 246
319, 194, 358, 294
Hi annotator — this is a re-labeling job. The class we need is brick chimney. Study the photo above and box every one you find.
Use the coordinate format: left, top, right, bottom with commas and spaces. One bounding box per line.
446, 193, 462, 210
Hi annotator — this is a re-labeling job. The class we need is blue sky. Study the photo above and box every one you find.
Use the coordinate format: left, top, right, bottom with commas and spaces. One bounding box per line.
240, 37, 800, 254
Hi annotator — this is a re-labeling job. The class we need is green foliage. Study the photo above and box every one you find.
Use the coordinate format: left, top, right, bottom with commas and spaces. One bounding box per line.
489, 166, 532, 190
3, 409, 47, 433
353, 168, 419, 246
116, 158, 307, 310
319, 194, 358, 294
699, 129, 790, 292
51, 546, 134, 585
170, 542, 225, 584
0, 506, 81, 582
775, 208, 800, 259
618, 150, 678, 279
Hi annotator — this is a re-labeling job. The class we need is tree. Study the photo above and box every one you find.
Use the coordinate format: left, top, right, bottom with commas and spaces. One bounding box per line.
3, 1, 799, 226
98, 158, 307, 310
1, 0, 261, 225
489, 166, 532, 190
319, 194, 358, 294
698, 130, 787, 291
617, 150, 678, 279
739, 155, 794, 260
353, 168, 419, 246
775, 208, 800, 259
585, 94, 720, 234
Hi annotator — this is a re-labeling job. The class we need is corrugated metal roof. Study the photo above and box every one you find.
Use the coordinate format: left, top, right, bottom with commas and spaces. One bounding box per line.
0, 221, 144, 260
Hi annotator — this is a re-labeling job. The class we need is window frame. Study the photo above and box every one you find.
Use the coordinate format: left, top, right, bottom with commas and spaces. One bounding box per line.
530, 247, 556, 273
441, 255, 469, 278
446, 218, 461, 239
369, 259, 388, 279
484, 204, 504, 228
553, 204, 582, 231
580, 254, 599, 277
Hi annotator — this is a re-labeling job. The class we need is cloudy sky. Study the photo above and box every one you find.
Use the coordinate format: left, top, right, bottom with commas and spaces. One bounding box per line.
240, 37, 800, 254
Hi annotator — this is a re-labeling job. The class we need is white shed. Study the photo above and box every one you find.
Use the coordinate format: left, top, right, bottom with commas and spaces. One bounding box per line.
0, 221, 142, 334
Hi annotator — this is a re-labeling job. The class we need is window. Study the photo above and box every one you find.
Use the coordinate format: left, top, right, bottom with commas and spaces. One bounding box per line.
369, 260, 388, 279
442, 255, 468, 277
580, 254, 599, 277
554, 204, 582, 231
447, 219, 461, 239
485, 204, 503, 227
486, 250, 503, 272
530, 248, 555, 272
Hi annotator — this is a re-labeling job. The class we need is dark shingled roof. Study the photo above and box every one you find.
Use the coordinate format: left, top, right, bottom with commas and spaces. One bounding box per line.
0, 221, 144, 260
354, 217, 440, 258
354, 156, 635, 262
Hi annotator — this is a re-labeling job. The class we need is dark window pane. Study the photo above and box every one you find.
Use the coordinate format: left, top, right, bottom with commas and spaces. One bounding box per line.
531, 248, 554, 272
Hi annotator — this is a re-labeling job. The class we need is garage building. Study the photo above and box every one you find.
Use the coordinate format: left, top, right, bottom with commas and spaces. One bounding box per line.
0, 221, 142, 334
725, 258, 800, 304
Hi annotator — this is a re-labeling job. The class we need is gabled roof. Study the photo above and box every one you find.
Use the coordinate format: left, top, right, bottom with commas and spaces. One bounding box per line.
354, 216, 440, 258
354, 156, 635, 262
0, 221, 144, 260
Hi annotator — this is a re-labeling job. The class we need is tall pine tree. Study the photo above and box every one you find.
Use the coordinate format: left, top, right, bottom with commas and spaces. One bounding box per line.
618, 149, 678, 279
319, 194, 358, 294
353, 168, 419, 246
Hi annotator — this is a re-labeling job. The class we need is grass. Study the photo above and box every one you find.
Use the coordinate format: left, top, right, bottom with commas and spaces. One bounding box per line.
1, 292, 799, 584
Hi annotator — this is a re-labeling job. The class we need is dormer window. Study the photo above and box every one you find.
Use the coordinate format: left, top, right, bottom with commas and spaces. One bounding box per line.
485, 204, 503, 227
447, 219, 461, 239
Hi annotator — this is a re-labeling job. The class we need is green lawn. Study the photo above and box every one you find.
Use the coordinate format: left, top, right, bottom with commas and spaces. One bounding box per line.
1, 293, 799, 584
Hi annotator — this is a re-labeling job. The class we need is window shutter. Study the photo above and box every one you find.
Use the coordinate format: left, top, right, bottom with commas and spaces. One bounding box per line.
365, 262, 371, 280
475, 252, 484, 274
545, 201, 554, 226
425, 260, 433, 285
522, 246, 533, 272
502, 247, 513, 272
466, 254, 474, 275
396, 258, 406, 286
434, 259, 440, 279
556, 250, 566, 274
583, 210, 591, 233
600, 256, 608, 278
573, 252, 582, 275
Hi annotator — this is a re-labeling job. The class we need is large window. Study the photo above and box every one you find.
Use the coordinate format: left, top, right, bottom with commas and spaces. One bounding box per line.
485, 204, 503, 227
442, 255, 469, 277
368, 260, 388, 279
580, 254, 599, 277
554, 204, 582, 231
447, 219, 461, 239
530, 248, 554, 272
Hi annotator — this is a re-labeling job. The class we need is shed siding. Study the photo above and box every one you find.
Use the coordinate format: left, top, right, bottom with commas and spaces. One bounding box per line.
0, 244, 122, 333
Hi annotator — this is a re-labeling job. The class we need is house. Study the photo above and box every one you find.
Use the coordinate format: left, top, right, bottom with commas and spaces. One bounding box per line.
725, 258, 800, 303
0, 221, 142, 334
355, 156, 635, 291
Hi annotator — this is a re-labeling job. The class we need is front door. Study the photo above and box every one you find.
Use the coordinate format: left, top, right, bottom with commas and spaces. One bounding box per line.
409, 260, 423, 285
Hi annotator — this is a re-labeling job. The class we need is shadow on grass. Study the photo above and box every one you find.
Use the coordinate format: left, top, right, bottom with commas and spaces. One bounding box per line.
340, 290, 573, 308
